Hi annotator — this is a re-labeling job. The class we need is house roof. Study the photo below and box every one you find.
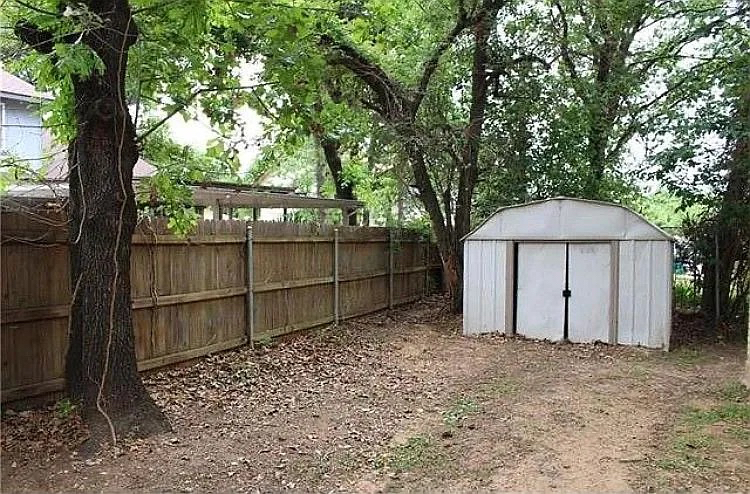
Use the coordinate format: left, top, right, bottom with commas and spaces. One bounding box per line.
0, 67, 52, 102
45, 153, 157, 181
2, 181, 364, 211
463, 197, 673, 242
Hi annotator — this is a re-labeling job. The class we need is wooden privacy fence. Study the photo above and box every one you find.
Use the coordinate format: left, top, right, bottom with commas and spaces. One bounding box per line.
1, 213, 437, 403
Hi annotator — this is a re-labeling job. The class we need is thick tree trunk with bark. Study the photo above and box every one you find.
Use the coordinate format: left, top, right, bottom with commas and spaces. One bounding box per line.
17, 0, 169, 444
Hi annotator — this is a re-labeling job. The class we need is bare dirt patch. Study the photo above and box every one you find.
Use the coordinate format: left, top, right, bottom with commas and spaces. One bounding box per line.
2, 296, 747, 493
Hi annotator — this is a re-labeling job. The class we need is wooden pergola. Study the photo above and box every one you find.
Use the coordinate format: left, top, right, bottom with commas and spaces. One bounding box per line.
188, 182, 365, 224
2, 180, 367, 225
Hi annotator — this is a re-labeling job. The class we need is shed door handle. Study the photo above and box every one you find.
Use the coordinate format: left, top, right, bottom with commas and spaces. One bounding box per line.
562, 289, 571, 298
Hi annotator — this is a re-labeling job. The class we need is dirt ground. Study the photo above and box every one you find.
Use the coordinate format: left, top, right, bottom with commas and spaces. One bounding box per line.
2, 296, 749, 493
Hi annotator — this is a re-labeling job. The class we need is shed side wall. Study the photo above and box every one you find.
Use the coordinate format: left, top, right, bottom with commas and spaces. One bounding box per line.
463, 240, 507, 335
617, 240, 672, 348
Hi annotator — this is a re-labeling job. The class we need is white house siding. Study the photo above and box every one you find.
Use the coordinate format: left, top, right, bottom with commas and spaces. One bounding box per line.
617, 240, 672, 348
463, 240, 508, 335
1, 99, 43, 167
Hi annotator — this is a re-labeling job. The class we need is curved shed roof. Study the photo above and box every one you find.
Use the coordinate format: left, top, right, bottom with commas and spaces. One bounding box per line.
464, 197, 673, 242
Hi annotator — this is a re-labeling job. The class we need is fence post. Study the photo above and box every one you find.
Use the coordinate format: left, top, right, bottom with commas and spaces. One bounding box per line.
389, 228, 394, 309
424, 240, 429, 296
245, 223, 254, 348
715, 233, 720, 328
334, 227, 340, 325
743, 292, 749, 387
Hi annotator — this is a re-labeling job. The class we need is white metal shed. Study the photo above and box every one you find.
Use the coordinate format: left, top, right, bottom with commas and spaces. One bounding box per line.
462, 197, 674, 349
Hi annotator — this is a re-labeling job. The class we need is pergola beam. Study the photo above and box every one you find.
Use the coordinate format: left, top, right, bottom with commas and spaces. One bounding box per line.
191, 186, 364, 210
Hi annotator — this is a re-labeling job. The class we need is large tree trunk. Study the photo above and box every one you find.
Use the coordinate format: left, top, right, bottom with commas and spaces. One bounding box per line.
17, 0, 169, 444
701, 77, 750, 326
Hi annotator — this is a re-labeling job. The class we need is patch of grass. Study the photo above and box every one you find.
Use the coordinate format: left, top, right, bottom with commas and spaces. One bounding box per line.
628, 364, 651, 379
336, 451, 360, 471
379, 435, 443, 472
726, 425, 750, 441
666, 347, 706, 367
716, 380, 750, 402
656, 431, 715, 472
481, 377, 520, 396
442, 397, 480, 427
685, 403, 750, 426
655, 455, 713, 472
653, 382, 750, 475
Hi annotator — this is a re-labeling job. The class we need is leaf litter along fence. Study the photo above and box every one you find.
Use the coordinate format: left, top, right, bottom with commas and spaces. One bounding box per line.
1, 212, 440, 403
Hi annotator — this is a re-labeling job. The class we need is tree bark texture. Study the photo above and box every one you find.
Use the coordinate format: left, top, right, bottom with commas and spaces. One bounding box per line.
318, 135, 358, 225
16, 0, 169, 442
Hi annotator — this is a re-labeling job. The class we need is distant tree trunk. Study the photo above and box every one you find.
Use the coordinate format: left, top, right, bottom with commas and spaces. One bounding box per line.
16, 0, 169, 444
322, 0, 501, 312
315, 134, 357, 225
553, 0, 642, 197
744, 294, 750, 387
315, 146, 327, 223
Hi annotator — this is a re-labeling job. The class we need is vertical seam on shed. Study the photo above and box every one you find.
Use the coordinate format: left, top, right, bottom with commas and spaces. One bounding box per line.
665, 242, 673, 351
646, 242, 654, 347
506, 240, 514, 335
494, 241, 500, 332
610, 241, 619, 345
630, 240, 636, 346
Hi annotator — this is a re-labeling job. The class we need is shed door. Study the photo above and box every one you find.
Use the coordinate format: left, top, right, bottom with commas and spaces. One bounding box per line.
515, 243, 566, 341
567, 243, 612, 343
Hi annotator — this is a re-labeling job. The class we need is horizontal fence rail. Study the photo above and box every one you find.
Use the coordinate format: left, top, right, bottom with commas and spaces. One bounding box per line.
1, 212, 440, 403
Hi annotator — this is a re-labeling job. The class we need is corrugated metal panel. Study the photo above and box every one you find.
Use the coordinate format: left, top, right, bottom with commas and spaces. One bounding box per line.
617, 241, 636, 345
463, 240, 507, 335
466, 198, 671, 241
649, 241, 673, 348
561, 202, 628, 239
463, 241, 480, 331
617, 240, 671, 348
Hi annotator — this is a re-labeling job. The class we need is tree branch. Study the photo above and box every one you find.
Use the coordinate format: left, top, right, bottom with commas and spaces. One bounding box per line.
14, 0, 58, 17
412, 4, 472, 110
552, 0, 582, 93
136, 83, 274, 142
320, 34, 408, 121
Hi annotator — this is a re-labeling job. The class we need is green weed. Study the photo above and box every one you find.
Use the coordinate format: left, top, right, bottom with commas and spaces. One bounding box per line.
482, 378, 520, 396
673, 277, 701, 311
716, 380, 749, 403
55, 398, 76, 419
685, 403, 750, 426
254, 334, 274, 348
667, 347, 706, 367
381, 435, 443, 472
442, 397, 480, 427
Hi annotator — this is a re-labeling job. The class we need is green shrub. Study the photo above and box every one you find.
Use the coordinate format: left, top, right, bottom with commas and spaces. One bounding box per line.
674, 276, 701, 311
